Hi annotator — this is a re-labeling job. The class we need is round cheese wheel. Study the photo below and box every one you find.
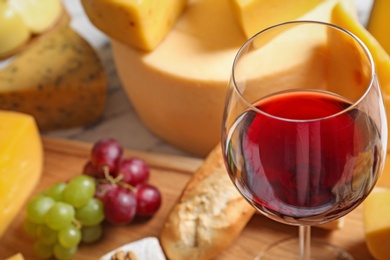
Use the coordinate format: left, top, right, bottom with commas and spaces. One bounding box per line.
112, 0, 245, 155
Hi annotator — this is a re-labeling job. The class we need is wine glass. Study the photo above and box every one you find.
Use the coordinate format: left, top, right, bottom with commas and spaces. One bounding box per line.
221, 21, 387, 259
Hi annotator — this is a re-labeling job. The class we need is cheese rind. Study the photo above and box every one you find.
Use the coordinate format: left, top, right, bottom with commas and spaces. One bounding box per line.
81, 0, 188, 51
0, 111, 43, 238
0, 26, 107, 131
363, 189, 390, 259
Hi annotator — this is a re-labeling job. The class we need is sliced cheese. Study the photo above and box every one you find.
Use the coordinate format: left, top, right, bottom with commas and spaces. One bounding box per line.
81, 0, 188, 51
363, 188, 390, 260
0, 2, 30, 57
0, 111, 43, 238
111, 0, 355, 155
9, 0, 62, 34
0, 26, 107, 131
331, 3, 390, 152
367, 0, 390, 55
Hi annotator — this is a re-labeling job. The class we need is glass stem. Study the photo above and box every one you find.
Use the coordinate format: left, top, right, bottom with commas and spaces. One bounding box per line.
299, 225, 311, 260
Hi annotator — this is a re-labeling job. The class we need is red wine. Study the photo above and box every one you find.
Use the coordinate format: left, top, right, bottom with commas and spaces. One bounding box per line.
223, 90, 382, 225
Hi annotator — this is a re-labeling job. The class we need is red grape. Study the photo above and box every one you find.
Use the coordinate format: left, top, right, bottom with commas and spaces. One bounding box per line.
114, 158, 150, 186
103, 186, 137, 225
83, 161, 99, 178
91, 138, 123, 177
94, 183, 116, 203
136, 184, 161, 217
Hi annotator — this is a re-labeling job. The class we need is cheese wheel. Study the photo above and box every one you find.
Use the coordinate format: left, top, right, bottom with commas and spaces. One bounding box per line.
112, 0, 244, 156
112, 0, 356, 156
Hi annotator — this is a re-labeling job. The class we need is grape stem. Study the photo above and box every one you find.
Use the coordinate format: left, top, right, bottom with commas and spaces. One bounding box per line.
102, 166, 136, 192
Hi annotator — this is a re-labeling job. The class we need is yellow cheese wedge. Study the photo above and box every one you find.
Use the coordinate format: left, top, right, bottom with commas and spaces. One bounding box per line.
0, 2, 30, 57
363, 188, 390, 259
9, 0, 62, 34
0, 26, 107, 131
331, 3, 390, 150
367, 0, 390, 55
0, 111, 43, 238
81, 0, 188, 51
229, 0, 357, 39
4, 253, 25, 260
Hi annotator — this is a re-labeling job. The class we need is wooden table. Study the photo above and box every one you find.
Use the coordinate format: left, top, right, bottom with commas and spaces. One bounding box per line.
0, 138, 374, 259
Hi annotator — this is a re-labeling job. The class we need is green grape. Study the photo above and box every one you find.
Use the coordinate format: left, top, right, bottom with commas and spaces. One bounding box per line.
58, 224, 81, 249
44, 202, 75, 230
37, 224, 58, 245
34, 241, 53, 259
23, 218, 41, 238
81, 224, 103, 243
75, 198, 104, 226
46, 182, 67, 201
27, 195, 55, 224
63, 175, 96, 208
53, 243, 77, 260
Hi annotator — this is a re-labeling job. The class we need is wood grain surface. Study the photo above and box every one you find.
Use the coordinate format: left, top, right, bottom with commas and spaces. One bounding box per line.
0, 137, 374, 259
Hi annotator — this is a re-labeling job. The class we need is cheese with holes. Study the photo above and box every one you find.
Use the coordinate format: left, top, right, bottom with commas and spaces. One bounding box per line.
111, 0, 356, 156
367, 0, 390, 55
363, 188, 390, 260
0, 26, 107, 131
331, 2, 390, 151
81, 0, 188, 51
0, 111, 43, 238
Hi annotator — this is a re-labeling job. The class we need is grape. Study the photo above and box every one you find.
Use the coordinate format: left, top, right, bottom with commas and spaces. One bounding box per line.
53, 243, 77, 260
37, 225, 58, 245
63, 175, 96, 208
46, 182, 67, 201
75, 198, 104, 226
114, 158, 150, 186
58, 224, 81, 249
44, 202, 75, 230
103, 185, 137, 225
27, 196, 55, 224
23, 219, 40, 238
136, 184, 162, 216
34, 241, 53, 259
91, 138, 123, 177
83, 161, 99, 178
95, 182, 116, 202
81, 225, 102, 243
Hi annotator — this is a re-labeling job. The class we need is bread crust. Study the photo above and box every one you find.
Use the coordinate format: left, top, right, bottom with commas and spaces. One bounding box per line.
160, 145, 256, 260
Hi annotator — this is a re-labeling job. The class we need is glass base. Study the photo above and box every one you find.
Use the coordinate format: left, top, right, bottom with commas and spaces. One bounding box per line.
255, 237, 353, 260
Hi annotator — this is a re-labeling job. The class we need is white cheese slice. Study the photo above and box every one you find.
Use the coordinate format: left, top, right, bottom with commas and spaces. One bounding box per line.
100, 237, 166, 260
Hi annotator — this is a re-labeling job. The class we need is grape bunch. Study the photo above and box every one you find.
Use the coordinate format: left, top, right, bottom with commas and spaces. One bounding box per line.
24, 175, 103, 260
83, 138, 162, 225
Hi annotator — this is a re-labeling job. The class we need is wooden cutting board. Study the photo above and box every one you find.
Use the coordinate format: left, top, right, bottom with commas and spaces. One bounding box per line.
0, 137, 374, 259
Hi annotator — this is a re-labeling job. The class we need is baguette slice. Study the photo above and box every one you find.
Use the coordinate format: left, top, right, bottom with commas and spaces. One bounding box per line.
160, 145, 256, 260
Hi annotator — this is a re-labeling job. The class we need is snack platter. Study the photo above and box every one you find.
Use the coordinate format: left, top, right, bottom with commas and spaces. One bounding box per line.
0, 137, 374, 259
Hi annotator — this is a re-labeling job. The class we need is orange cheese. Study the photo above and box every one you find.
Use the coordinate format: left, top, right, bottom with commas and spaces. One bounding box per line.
0, 111, 43, 238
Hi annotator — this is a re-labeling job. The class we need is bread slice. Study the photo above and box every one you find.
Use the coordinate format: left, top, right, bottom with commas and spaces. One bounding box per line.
160, 145, 256, 260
